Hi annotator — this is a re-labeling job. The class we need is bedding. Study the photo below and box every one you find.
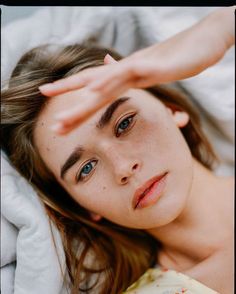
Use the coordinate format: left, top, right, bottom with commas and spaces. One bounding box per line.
123, 267, 219, 293
1, 152, 66, 294
1, 7, 234, 294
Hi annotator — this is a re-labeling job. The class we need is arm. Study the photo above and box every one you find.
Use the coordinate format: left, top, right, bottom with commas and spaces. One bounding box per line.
39, 6, 235, 134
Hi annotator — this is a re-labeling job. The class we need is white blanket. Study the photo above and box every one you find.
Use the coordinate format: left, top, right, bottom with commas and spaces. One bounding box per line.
1, 6, 234, 294
1, 152, 66, 294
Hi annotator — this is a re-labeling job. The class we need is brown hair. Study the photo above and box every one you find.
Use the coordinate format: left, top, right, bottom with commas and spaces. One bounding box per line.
1, 44, 217, 293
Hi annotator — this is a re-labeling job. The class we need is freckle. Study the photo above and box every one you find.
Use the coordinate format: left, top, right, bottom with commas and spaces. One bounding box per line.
41, 122, 44, 126
53, 136, 56, 139
102, 186, 106, 190
46, 147, 50, 151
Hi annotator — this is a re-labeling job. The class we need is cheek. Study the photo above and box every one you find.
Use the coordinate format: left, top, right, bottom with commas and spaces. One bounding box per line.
140, 112, 193, 172
68, 177, 113, 213
134, 114, 173, 155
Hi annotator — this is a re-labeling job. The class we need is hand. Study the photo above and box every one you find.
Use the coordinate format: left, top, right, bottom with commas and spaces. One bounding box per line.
39, 6, 235, 135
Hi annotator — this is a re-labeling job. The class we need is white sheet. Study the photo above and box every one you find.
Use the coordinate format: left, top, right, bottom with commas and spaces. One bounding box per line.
1, 6, 234, 294
1, 152, 66, 294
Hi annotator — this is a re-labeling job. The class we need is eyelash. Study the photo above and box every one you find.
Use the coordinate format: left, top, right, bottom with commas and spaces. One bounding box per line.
76, 113, 136, 182
115, 113, 136, 137
76, 159, 98, 182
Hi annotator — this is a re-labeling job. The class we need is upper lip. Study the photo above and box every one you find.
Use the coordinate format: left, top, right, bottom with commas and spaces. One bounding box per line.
132, 172, 167, 209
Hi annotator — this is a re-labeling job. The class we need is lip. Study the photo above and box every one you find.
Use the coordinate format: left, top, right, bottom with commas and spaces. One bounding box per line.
133, 172, 168, 209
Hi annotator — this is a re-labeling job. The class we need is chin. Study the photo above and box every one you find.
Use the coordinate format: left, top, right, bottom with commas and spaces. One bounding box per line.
145, 186, 190, 229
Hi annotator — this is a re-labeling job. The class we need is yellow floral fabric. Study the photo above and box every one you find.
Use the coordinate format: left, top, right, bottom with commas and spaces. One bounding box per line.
123, 267, 220, 294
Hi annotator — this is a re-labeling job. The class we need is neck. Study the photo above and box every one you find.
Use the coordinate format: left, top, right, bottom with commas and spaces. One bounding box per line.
146, 159, 233, 270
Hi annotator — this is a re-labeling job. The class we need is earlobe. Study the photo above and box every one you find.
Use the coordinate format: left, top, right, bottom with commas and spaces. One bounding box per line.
172, 111, 190, 128
173, 111, 190, 128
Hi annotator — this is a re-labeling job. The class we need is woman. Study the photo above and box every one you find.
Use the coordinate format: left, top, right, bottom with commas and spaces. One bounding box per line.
1, 7, 234, 294
1, 43, 234, 294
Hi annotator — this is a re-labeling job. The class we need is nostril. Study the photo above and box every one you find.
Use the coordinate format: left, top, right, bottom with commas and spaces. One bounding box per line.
133, 164, 138, 170
121, 177, 128, 183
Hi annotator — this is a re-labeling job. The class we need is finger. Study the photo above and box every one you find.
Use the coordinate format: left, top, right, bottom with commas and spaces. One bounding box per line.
40, 57, 124, 97
52, 79, 131, 135
88, 62, 135, 92
39, 66, 104, 97
51, 92, 116, 134
104, 54, 118, 65
39, 75, 86, 96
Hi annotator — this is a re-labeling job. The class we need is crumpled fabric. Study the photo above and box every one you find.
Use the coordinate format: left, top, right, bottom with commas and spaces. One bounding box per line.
1, 6, 234, 294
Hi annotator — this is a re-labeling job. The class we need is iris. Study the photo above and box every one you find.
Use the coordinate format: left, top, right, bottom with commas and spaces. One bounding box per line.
82, 163, 93, 175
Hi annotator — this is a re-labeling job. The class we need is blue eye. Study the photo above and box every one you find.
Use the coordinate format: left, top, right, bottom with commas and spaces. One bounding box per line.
77, 160, 97, 182
116, 114, 135, 137
82, 163, 93, 174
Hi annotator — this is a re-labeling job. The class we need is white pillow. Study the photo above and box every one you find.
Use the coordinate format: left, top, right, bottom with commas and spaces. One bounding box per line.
1, 152, 66, 294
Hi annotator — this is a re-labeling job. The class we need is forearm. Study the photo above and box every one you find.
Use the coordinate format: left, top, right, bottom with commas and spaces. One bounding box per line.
206, 6, 235, 49
197, 6, 235, 63
133, 6, 236, 82
39, 6, 235, 125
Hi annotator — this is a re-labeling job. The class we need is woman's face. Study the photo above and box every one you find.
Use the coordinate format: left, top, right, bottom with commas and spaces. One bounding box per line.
34, 88, 193, 229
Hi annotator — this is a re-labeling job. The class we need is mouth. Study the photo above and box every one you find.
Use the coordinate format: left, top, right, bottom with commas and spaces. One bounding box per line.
133, 172, 168, 210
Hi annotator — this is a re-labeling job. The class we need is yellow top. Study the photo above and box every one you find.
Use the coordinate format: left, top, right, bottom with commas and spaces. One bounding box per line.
123, 267, 220, 294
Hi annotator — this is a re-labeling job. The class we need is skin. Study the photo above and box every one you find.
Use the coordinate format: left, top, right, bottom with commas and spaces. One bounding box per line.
35, 6, 235, 292
35, 8, 235, 289
34, 88, 234, 294
39, 6, 235, 134
34, 88, 192, 228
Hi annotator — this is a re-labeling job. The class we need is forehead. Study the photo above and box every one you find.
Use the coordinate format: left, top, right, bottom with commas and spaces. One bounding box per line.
34, 88, 99, 176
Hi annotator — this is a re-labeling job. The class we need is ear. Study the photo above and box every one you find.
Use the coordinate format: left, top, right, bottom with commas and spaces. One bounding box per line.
167, 107, 190, 128
89, 212, 103, 222
104, 54, 118, 65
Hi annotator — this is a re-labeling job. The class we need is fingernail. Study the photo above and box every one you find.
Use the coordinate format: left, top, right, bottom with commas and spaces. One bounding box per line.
39, 83, 54, 92
50, 122, 63, 132
104, 54, 117, 64
54, 112, 69, 120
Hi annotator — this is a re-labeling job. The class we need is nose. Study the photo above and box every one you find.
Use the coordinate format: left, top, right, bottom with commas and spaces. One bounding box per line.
118, 161, 140, 185
98, 141, 141, 184
108, 150, 141, 185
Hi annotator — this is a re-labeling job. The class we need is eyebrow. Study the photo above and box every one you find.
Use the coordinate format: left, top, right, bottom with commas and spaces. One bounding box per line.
60, 97, 130, 180
96, 97, 130, 129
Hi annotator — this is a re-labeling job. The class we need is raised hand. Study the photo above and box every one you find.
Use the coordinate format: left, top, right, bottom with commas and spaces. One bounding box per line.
39, 6, 235, 135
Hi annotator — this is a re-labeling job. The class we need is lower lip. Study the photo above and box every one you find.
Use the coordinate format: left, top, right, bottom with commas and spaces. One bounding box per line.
135, 173, 168, 209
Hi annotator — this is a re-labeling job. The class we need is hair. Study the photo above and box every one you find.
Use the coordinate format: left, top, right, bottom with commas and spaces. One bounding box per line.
1, 43, 217, 293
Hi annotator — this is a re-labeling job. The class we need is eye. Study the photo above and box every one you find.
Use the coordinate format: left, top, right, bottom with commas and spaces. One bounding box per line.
76, 159, 97, 182
115, 114, 136, 137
